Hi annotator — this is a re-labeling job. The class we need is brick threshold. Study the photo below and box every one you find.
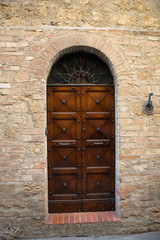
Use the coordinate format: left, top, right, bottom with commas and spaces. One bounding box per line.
47, 211, 120, 225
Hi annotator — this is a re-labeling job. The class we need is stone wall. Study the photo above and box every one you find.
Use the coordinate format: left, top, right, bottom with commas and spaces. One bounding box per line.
0, 27, 160, 238
0, 0, 160, 30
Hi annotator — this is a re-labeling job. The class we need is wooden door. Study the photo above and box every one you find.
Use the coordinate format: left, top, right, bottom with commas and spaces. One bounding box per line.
47, 86, 115, 213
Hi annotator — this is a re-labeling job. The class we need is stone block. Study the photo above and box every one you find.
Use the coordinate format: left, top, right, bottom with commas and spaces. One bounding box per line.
22, 182, 44, 196
28, 143, 44, 156
14, 102, 28, 113
29, 100, 44, 113
4, 125, 20, 140
0, 83, 11, 89
146, 207, 160, 220
32, 113, 45, 127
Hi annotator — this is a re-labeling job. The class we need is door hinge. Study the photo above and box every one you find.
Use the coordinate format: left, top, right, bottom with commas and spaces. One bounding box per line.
45, 127, 48, 136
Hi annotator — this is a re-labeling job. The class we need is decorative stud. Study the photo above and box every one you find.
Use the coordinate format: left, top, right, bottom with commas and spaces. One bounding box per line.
63, 182, 67, 187
63, 155, 66, 160
96, 100, 100, 104
96, 181, 101, 186
96, 128, 100, 131
62, 128, 66, 132
62, 100, 66, 104
96, 154, 101, 159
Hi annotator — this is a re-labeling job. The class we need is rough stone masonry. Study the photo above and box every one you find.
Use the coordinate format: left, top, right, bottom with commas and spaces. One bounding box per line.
0, 0, 160, 239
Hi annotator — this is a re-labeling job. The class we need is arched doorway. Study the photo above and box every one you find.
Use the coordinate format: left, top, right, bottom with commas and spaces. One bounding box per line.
47, 50, 115, 213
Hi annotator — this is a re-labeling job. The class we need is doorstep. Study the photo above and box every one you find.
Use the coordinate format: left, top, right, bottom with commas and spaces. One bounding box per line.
47, 211, 120, 225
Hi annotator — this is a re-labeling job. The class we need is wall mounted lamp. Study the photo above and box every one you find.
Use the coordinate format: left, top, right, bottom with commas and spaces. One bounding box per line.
144, 93, 154, 114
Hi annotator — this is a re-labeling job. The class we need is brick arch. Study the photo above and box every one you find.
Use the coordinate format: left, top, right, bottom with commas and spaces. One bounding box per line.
33, 34, 126, 86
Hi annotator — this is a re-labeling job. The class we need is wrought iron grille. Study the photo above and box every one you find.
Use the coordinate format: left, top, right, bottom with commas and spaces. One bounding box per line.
47, 52, 113, 85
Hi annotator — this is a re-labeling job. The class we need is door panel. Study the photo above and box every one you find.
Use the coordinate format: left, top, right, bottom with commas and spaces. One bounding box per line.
52, 148, 77, 168
86, 172, 111, 194
52, 119, 76, 140
83, 199, 115, 212
50, 200, 82, 213
51, 91, 76, 112
87, 147, 112, 166
86, 119, 112, 139
47, 85, 115, 213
